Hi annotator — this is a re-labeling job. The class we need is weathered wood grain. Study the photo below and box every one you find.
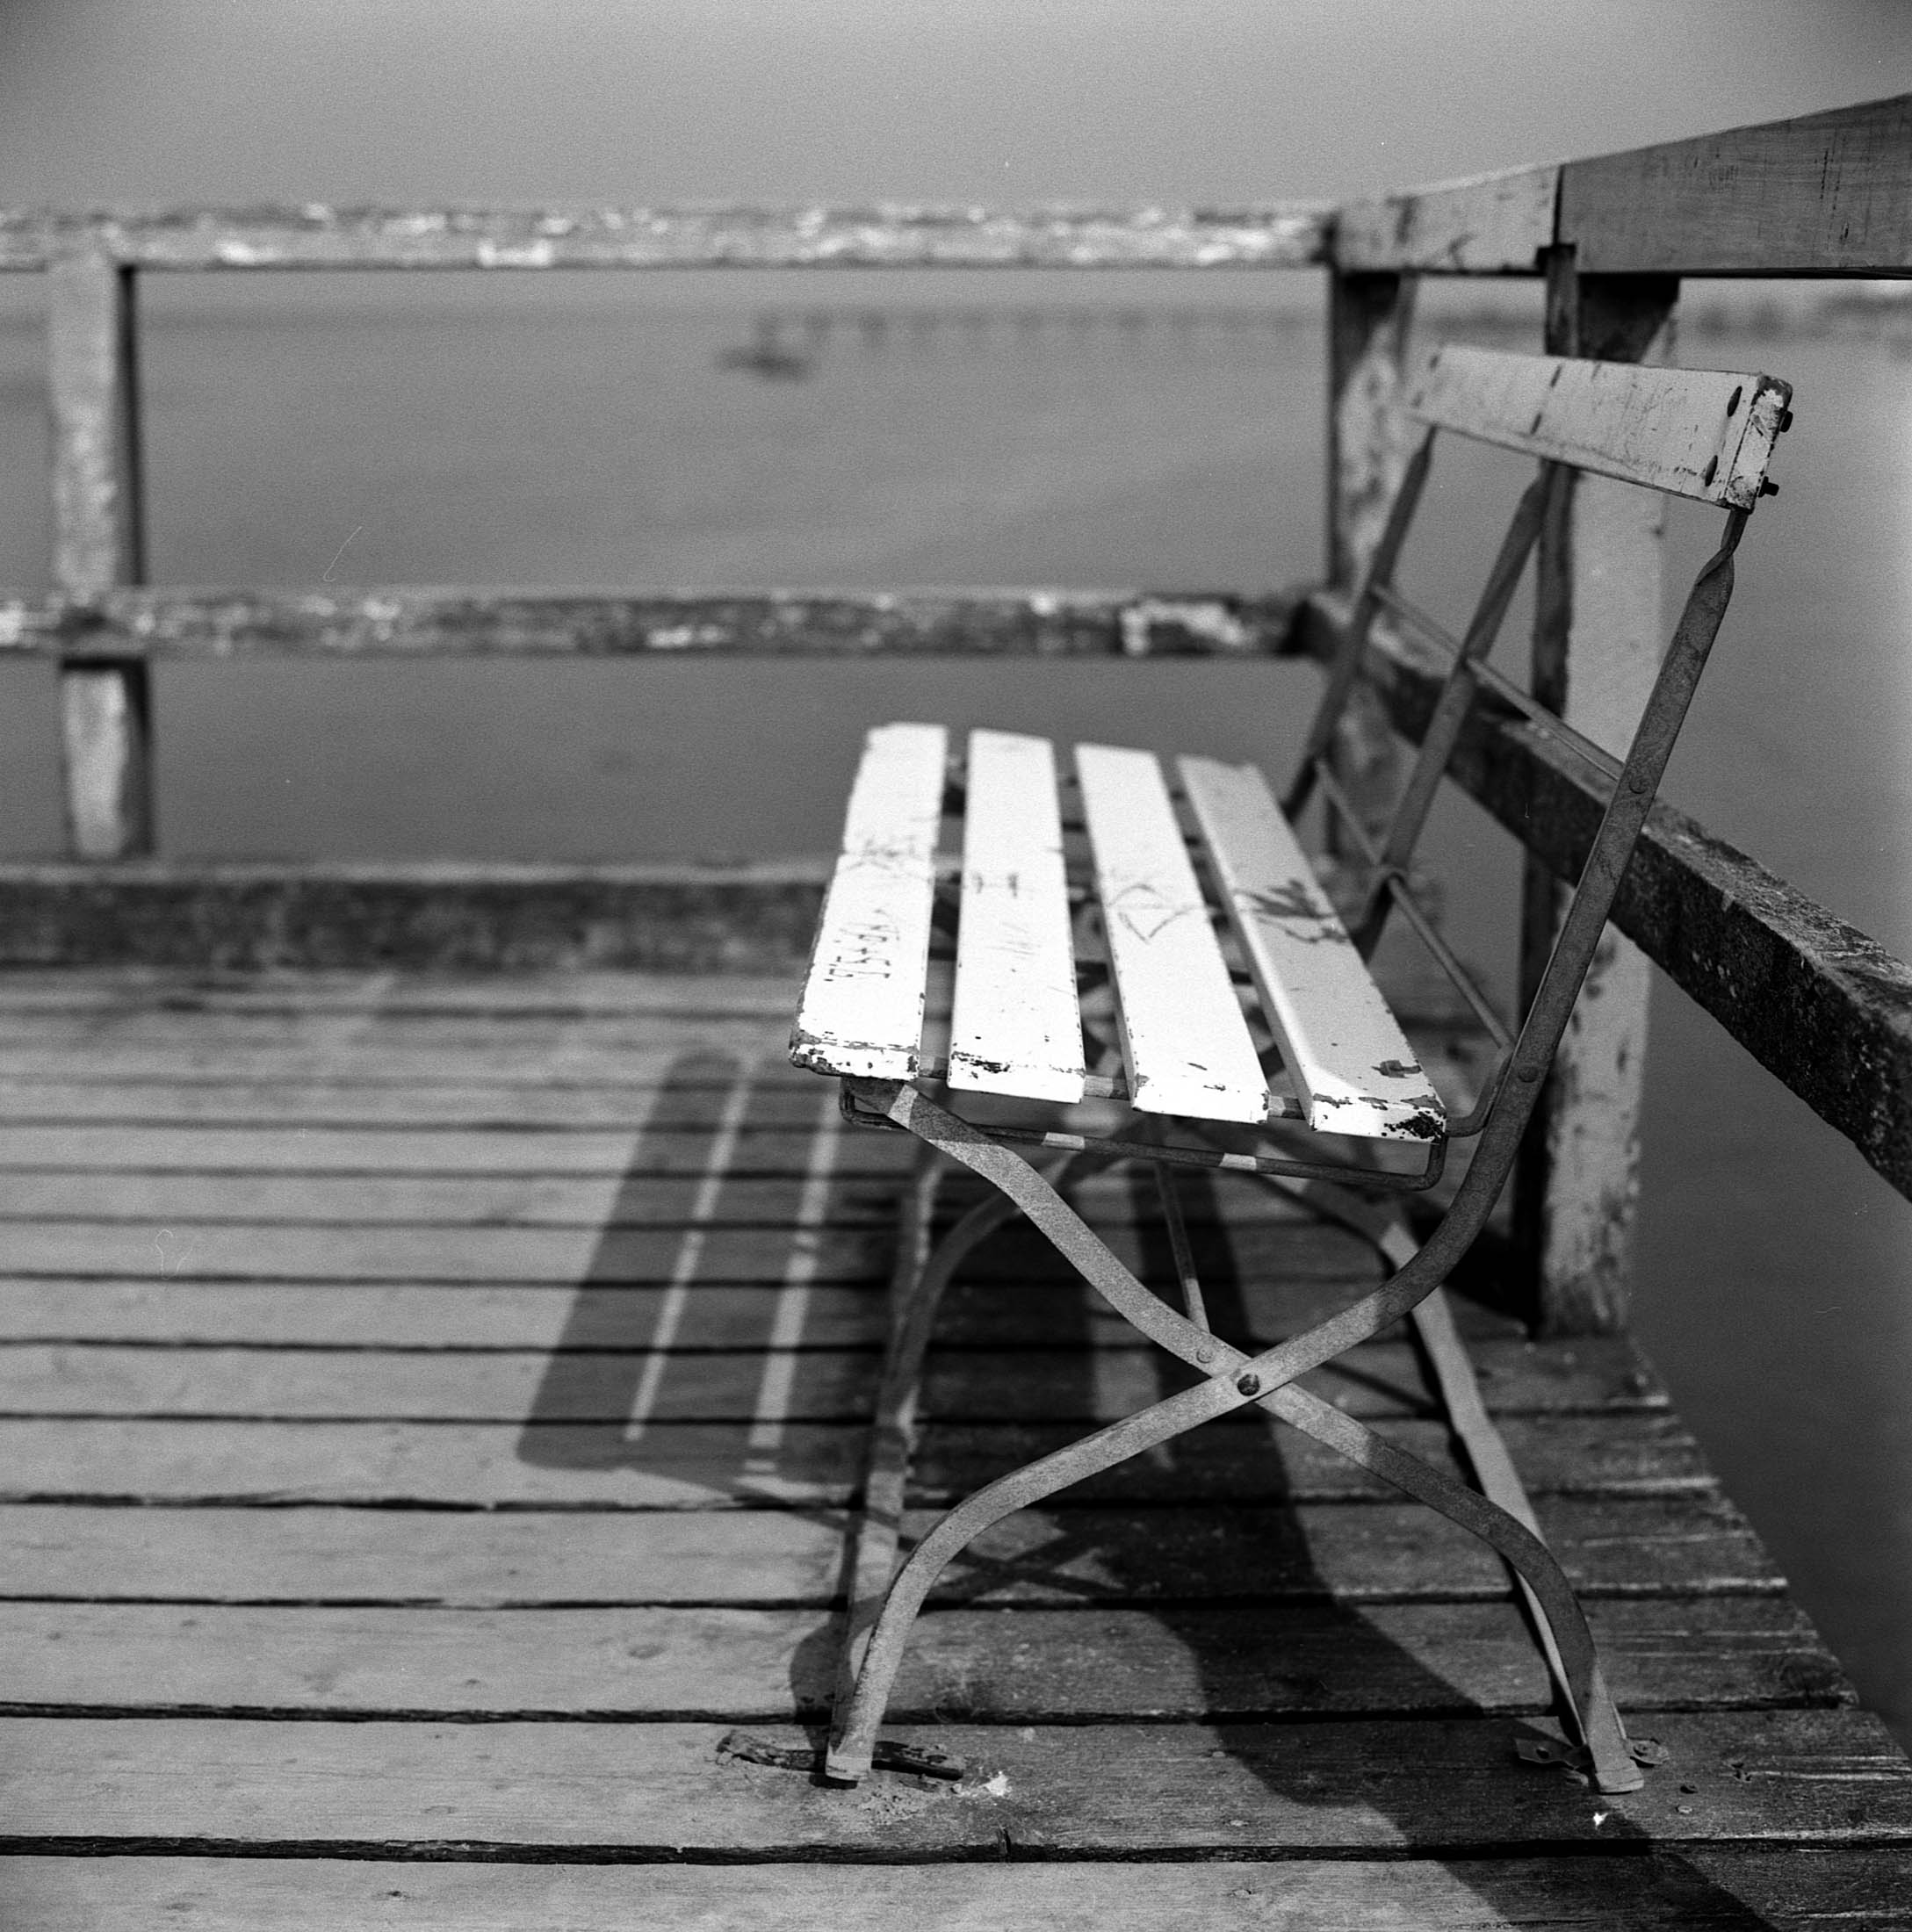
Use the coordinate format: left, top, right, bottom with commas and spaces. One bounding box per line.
0, 1083, 849, 1132
0, 1203, 1417, 1294
1559, 92, 1912, 276
793, 724, 948, 1081
0, 204, 1328, 271
11, 1851, 1912, 1930
949, 731, 1084, 1101
0, 1171, 915, 1226
0, 1409, 1714, 1508
1300, 593, 1912, 1201
0, 1597, 1843, 1719
0, 1334, 1664, 1423
0, 1258, 1520, 1350
1078, 741, 1266, 1121
47, 251, 154, 861
0, 1709, 1900, 1854
0, 861, 834, 973
1179, 753, 1439, 1138
1512, 264, 1678, 1334
1407, 345, 1789, 509
0, 587, 1300, 660
1334, 95, 1912, 279
1334, 165, 1559, 273
0, 1495, 1776, 1604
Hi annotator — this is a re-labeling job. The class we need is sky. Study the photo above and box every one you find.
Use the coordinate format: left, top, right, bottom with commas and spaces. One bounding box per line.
0, 0, 1906, 210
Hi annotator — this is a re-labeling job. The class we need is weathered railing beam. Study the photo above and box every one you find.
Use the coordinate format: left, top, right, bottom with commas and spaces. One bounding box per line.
1334, 167, 1558, 275
1512, 258, 1682, 1335
0, 588, 1301, 660
47, 252, 154, 861
0, 205, 1329, 273
1337, 91, 1912, 278
1300, 590, 1912, 1207
1560, 92, 1912, 277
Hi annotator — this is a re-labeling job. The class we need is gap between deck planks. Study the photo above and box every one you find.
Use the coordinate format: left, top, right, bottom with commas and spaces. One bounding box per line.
0, 968, 1899, 1907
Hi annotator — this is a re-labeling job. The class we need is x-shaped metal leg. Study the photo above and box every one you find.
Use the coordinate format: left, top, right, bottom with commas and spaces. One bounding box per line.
826, 1078, 1644, 1795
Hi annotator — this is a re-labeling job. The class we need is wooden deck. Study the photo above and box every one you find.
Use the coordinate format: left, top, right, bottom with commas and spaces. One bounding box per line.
0, 968, 1906, 1927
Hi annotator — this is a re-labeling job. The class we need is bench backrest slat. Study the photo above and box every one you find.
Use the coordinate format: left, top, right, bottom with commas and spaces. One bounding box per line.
790, 721, 947, 1081
948, 730, 1086, 1101
1179, 753, 1444, 1143
1076, 742, 1266, 1123
1407, 344, 1790, 508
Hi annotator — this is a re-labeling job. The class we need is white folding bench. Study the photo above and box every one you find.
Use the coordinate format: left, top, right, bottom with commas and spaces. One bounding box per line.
786, 343, 1793, 1797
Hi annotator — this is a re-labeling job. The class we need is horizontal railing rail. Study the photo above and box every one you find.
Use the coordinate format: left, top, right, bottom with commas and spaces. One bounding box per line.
0, 205, 1327, 273
1295, 592, 1912, 1204
1337, 91, 1912, 275
0, 589, 1299, 660
1, 88, 1907, 1332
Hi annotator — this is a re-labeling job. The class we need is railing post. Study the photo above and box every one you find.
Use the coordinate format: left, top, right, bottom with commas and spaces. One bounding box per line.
47, 249, 154, 859
1513, 253, 1680, 1333
1324, 266, 1418, 854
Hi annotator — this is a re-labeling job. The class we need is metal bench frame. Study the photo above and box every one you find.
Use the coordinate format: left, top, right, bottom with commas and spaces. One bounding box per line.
794, 346, 1792, 1797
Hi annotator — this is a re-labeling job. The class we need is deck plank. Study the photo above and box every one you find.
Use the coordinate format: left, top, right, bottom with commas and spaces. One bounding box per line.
0, 1336, 1667, 1422
0, 1497, 1781, 1604
0, 1598, 1843, 1720
0, 965, 1894, 1911
0, 1410, 1709, 1508
0, 1710, 1902, 1854
11, 1851, 1912, 1930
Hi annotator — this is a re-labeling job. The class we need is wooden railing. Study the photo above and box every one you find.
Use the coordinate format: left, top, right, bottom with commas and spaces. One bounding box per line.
2, 93, 1908, 1337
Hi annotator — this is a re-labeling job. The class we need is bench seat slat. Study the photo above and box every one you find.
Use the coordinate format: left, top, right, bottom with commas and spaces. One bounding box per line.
949, 731, 1085, 1101
791, 723, 947, 1080
1179, 755, 1445, 1143
1076, 742, 1266, 1123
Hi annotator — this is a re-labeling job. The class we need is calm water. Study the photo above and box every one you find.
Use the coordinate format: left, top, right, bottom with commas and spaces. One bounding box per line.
0, 272, 1907, 1741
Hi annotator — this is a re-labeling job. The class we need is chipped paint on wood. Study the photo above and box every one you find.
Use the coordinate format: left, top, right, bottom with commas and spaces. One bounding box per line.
46, 250, 153, 861
0, 205, 1329, 272
792, 724, 948, 1080
1533, 924, 1650, 1333
1510, 270, 1677, 1336
948, 731, 1085, 1103
0, 589, 1302, 661
1334, 165, 1558, 274
1407, 345, 1791, 510
1177, 752, 1440, 1141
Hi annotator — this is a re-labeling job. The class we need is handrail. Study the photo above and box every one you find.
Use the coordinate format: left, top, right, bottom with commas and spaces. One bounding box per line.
3, 87, 1908, 1335
0, 205, 1327, 273
1335, 91, 1912, 276
0, 589, 1298, 661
